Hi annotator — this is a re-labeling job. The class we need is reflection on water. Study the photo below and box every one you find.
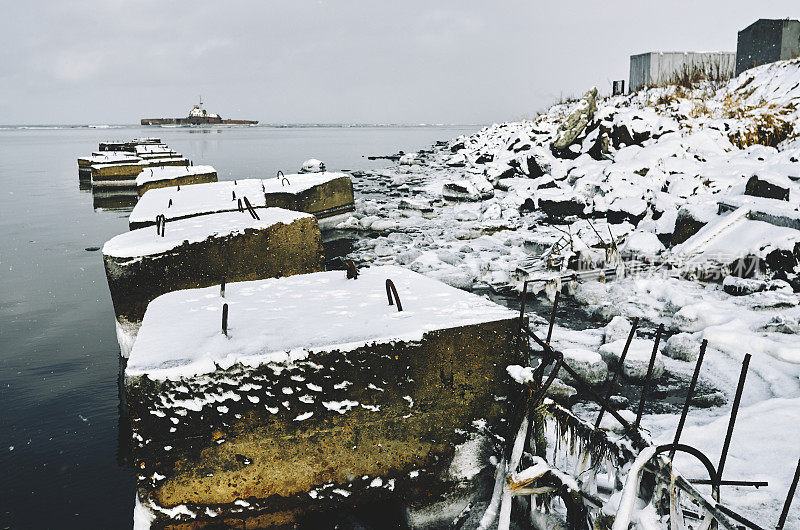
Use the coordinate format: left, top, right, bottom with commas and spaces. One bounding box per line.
0, 124, 478, 528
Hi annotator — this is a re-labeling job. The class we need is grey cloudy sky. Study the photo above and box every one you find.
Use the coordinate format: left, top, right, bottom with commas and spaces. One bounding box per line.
1, 1, 798, 125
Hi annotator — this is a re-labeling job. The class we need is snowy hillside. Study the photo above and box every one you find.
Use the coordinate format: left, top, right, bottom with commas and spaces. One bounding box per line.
342, 58, 800, 526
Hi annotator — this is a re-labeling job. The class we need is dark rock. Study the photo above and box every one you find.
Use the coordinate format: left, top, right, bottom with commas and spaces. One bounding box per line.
524, 155, 546, 178
607, 208, 646, 226
671, 210, 708, 245
538, 196, 586, 219
745, 175, 790, 201
727, 255, 764, 279
609, 123, 650, 149
449, 141, 465, 153
723, 275, 766, 296
474, 153, 494, 164
766, 248, 798, 274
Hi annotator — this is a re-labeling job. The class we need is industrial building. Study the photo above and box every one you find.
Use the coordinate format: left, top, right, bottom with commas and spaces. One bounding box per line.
629, 51, 736, 92
736, 18, 800, 76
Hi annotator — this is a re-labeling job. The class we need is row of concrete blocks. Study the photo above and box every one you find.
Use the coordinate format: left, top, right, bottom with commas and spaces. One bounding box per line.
94, 148, 522, 527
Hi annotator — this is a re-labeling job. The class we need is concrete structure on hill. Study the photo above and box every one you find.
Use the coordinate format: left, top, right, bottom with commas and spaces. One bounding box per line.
629, 51, 735, 91
736, 19, 800, 76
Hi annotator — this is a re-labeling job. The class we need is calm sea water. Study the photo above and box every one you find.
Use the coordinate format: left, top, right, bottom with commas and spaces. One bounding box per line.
0, 125, 479, 529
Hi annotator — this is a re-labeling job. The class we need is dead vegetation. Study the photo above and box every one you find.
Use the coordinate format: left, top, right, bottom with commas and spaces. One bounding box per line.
729, 109, 794, 148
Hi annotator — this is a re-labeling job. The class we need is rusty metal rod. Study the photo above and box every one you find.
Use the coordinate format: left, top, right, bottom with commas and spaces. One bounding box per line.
689, 479, 768, 488
237, 198, 243, 212
345, 260, 358, 280
595, 317, 639, 428
220, 278, 225, 298
385, 279, 402, 311
222, 303, 229, 336
518, 280, 530, 335
545, 291, 560, 344
669, 339, 707, 460
716, 353, 751, 490
714, 504, 766, 530
777, 458, 800, 530
634, 323, 664, 430
524, 326, 636, 437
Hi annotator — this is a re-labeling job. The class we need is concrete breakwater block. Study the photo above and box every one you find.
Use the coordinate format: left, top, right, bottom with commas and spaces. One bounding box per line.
128, 173, 355, 230
90, 158, 191, 189
78, 152, 141, 178
103, 208, 324, 353
125, 265, 524, 528
136, 165, 218, 196
99, 137, 162, 152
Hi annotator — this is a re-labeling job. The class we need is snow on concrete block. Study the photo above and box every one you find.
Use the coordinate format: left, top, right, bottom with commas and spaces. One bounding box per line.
103, 208, 324, 345
124, 266, 524, 526
90, 158, 192, 188
599, 339, 664, 382
136, 165, 217, 197
129, 173, 355, 230
559, 348, 608, 386
261, 173, 355, 228
129, 179, 266, 229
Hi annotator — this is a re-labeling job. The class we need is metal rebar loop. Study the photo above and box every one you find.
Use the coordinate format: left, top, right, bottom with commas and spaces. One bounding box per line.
385, 279, 402, 311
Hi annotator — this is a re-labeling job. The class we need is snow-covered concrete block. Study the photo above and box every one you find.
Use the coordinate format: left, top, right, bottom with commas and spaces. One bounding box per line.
128, 173, 354, 230
90, 158, 191, 189
103, 209, 324, 345
261, 173, 355, 228
136, 165, 218, 197
78, 152, 141, 178
125, 266, 524, 526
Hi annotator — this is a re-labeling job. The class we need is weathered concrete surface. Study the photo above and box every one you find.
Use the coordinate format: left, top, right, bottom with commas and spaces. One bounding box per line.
262, 174, 355, 221
136, 167, 218, 197
103, 210, 324, 327
91, 158, 191, 188
127, 318, 524, 528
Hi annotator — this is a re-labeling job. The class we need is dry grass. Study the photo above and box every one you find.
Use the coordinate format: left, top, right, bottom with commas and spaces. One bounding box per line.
729, 111, 794, 148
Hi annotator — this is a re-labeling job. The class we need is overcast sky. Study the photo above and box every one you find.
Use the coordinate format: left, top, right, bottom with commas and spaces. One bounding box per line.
1, 1, 798, 125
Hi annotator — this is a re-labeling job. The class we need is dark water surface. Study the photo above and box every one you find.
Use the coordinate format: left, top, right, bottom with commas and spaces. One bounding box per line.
0, 125, 477, 529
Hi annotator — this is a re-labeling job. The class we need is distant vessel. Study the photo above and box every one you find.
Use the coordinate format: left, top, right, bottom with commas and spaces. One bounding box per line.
141, 98, 258, 126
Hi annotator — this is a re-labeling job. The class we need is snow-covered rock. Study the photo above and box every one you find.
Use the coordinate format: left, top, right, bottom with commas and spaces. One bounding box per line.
300, 158, 325, 173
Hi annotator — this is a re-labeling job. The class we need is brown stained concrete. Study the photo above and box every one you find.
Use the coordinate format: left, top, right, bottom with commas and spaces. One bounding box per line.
104, 215, 324, 325
138, 171, 218, 197
264, 176, 355, 219
126, 317, 526, 528
91, 159, 191, 184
